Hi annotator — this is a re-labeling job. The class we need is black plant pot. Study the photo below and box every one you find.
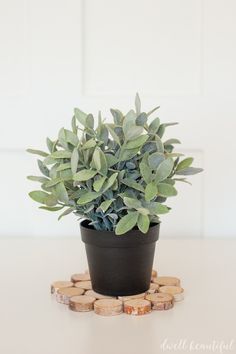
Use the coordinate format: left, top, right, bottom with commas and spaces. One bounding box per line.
80, 220, 160, 296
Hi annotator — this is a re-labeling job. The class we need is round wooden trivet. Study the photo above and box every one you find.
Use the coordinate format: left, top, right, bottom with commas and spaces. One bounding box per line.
51, 281, 73, 294
159, 285, 184, 302
118, 293, 146, 302
69, 295, 96, 312
94, 299, 123, 316
152, 269, 158, 278
145, 293, 174, 310
124, 299, 151, 316
152, 276, 180, 287
146, 282, 160, 294
56, 287, 84, 305
71, 273, 91, 283
85, 290, 115, 300
74, 281, 92, 290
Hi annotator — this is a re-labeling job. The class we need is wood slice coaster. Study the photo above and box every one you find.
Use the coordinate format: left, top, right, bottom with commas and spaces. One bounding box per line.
74, 281, 92, 290
152, 276, 181, 287
118, 293, 146, 302
124, 299, 151, 316
152, 269, 158, 278
71, 273, 91, 283
159, 285, 184, 302
85, 290, 115, 300
94, 299, 123, 316
51, 281, 73, 294
69, 295, 96, 312
146, 293, 174, 310
146, 283, 160, 294
56, 287, 84, 305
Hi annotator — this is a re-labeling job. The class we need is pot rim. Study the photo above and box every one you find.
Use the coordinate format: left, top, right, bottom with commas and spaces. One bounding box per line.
80, 219, 160, 248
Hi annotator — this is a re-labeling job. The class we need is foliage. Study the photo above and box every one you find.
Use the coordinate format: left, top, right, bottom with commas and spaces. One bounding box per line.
27, 94, 203, 235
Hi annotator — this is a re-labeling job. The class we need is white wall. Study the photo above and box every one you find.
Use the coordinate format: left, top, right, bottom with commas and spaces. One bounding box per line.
0, 0, 235, 238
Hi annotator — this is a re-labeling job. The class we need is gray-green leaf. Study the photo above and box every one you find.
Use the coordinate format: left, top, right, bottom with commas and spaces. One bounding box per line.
137, 214, 150, 233
115, 211, 139, 235
157, 183, 177, 197
73, 169, 97, 182
155, 158, 174, 183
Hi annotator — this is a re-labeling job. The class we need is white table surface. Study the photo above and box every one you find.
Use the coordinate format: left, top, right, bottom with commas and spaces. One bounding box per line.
0, 238, 235, 354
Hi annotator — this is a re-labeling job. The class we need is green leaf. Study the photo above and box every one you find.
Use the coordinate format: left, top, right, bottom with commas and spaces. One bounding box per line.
71, 115, 78, 134
164, 138, 181, 145
74, 107, 87, 126
37, 159, 49, 177
135, 93, 141, 115
115, 211, 139, 235
71, 148, 79, 174
144, 202, 170, 215
176, 157, 194, 172
73, 169, 97, 181
136, 113, 147, 126
148, 152, 165, 169
157, 183, 178, 197
106, 154, 118, 167
77, 191, 101, 205
86, 114, 94, 129
93, 176, 106, 192
155, 158, 174, 183
137, 207, 149, 215
124, 125, 143, 141
56, 162, 71, 172
175, 167, 203, 175
45, 194, 58, 206
51, 151, 72, 159
155, 135, 164, 153
137, 214, 150, 233
149, 118, 160, 133
125, 135, 148, 149
44, 178, 62, 188
43, 156, 57, 165
46, 138, 54, 153
58, 207, 75, 220
81, 139, 96, 150
92, 147, 108, 175
54, 182, 69, 203
29, 191, 50, 204
140, 161, 152, 184
110, 109, 123, 125
121, 178, 145, 192
147, 106, 160, 117
118, 147, 140, 162
145, 182, 158, 201
173, 178, 192, 185
26, 149, 48, 157
123, 197, 142, 209
27, 176, 49, 183
64, 129, 79, 146
98, 199, 115, 212
102, 173, 118, 192
39, 206, 64, 211
106, 124, 120, 145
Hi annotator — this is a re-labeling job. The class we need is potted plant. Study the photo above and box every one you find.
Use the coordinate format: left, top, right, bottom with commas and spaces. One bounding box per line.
27, 94, 203, 296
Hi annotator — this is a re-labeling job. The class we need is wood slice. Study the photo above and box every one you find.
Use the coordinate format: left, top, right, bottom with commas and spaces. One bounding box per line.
118, 293, 146, 302
51, 281, 73, 294
152, 269, 158, 278
69, 295, 96, 312
145, 293, 174, 310
71, 273, 91, 283
146, 283, 160, 294
56, 287, 84, 305
74, 281, 92, 290
159, 285, 184, 302
94, 299, 123, 316
124, 299, 151, 316
85, 290, 115, 300
152, 276, 181, 287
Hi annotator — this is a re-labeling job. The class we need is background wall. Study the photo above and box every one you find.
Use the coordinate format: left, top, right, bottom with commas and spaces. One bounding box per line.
0, 0, 235, 238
